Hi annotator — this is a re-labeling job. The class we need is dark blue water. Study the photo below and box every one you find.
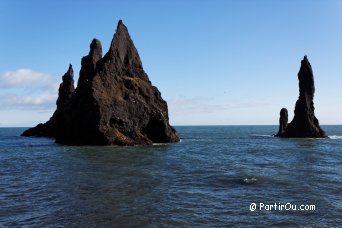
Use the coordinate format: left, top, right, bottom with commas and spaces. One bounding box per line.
0, 126, 341, 227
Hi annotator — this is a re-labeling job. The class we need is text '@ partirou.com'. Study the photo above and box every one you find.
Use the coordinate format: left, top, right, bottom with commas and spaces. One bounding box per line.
250, 203, 316, 212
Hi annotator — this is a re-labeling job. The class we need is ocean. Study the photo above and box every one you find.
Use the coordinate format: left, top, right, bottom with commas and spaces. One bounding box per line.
0, 126, 341, 227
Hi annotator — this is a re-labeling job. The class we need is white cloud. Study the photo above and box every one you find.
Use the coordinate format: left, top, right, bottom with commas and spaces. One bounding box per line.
166, 96, 275, 125
0, 94, 57, 109
167, 96, 226, 115
0, 69, 60, 110
0, 69, 53, 87
167, 96, 271, 116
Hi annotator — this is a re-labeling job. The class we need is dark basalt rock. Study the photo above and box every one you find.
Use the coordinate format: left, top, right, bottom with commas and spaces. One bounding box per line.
275, 108, 288, 137
56, 64, 75, 107
276, 55, 326, 138
22, 64, 75, 138
77, 39, 102, 89
22, 20, 180, 145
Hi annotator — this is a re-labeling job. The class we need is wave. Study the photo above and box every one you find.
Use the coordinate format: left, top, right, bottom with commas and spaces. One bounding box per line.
208, 174, 292, 188
251, 134, 274, 138
252, 134, 342, 140
242, 177, 257, 184
152, 139, 182, 146
328, 135, 342, 140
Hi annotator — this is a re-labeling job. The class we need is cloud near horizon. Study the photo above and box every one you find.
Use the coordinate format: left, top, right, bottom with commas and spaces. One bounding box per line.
166, 96, 274, 125
167, 96, 271, 116
0, 69, 60, 110
167, 96, 225, 115
0, 69, 54, 87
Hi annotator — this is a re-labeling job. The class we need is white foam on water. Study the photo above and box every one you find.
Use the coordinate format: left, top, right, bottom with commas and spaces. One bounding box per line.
243, 177, 257, 184
252, 134, 274, 138
152, 143, 168, 146
152, 139, 182, 146
328, 135, 342, 140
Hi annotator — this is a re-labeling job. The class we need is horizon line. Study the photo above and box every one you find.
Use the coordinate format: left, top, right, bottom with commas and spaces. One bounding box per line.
2, 124, 342, 128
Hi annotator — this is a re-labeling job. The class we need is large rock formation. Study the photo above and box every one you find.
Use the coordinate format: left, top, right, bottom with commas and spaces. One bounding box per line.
22, 20, 180, 145
276, 55, 326, 138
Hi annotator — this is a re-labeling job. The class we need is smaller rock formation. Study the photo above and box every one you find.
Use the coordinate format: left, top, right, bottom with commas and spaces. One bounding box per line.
57, 64, 75, 106
22, 65, 75, 137
276, 55, 326, 138
276, 108, 288, 136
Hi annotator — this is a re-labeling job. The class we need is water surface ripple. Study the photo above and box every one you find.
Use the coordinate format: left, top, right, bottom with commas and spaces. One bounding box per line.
0, 126, 341, 226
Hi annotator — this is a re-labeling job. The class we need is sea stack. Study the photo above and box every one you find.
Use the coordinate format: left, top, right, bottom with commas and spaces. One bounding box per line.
22, 20, 180, 145
276, 55, 326, 138
275, 108, 288, 137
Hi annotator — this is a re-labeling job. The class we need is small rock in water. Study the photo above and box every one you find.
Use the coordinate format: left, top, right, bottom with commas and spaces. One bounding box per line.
243, 177, 257, 184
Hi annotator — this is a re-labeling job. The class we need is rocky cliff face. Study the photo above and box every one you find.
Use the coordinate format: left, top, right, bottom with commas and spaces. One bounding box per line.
276, 56, 326, 138
22, 20, 180, 145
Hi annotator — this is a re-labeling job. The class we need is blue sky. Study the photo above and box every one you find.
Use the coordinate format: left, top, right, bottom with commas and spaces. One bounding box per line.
1, 0, 342, 126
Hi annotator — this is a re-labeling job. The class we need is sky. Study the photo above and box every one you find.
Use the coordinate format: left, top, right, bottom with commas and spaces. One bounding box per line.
0, 0, 342, 126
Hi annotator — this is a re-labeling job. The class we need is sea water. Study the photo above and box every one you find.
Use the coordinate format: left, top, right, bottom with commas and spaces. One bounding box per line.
0, 126, 341, 226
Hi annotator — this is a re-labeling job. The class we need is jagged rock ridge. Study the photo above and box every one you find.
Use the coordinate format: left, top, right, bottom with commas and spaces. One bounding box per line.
22, 20, 180, 145
276, 55, 326, 138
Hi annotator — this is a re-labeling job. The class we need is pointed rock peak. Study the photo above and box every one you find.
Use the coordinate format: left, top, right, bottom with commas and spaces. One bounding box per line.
116, 20, 127, 33
78, 39, 102, 88
301, 55, 312, 69
298, 55, 314, 96
107, 20, 143, 71
67, 64, 73, 75
63, 64, 74, 81
89, 38, 102, 57
57, 65, 75, 106
62, 64, 74, 84
113, 19, 130, 42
